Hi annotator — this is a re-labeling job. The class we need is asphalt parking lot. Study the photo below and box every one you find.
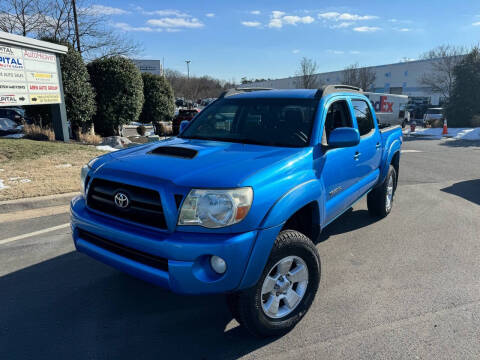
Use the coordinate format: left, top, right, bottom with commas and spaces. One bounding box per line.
1, 136, 480, 360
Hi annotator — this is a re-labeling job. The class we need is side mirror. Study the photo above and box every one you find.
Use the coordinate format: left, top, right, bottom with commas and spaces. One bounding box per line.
327, 127, 360, 148
179, 120, 190, 133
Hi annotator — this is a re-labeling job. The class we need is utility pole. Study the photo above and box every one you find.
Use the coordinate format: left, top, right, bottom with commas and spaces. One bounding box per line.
72, 0, 81, 53
185, 60, 191, 107
185, 60, 191, 80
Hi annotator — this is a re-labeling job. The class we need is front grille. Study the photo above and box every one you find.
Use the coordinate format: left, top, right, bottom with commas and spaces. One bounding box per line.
87, 178, 167, 229
78, 229, 168, 271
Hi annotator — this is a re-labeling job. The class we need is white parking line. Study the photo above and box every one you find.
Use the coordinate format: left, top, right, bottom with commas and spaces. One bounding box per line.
401, 150, 422, 153
0, 223, 70, 245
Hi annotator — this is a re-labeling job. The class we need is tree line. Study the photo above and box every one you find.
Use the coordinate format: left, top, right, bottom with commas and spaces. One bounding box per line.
164, 69, 235, 101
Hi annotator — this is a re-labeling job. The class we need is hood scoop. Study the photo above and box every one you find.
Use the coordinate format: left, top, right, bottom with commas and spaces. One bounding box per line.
149, 146, 198, 159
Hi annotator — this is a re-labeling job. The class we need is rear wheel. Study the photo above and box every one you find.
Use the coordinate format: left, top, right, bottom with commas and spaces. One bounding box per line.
231, 230, 320, 337
367, 165, 397, 218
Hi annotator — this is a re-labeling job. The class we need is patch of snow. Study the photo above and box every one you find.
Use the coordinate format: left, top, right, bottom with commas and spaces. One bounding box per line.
8, 177, 32, 184
453, 128, 480, 141
55, 163, 72, 168
0, 169, 4, 172
409, 127, 480, 140
0, 179, 9, 190
96, 145, 118, 152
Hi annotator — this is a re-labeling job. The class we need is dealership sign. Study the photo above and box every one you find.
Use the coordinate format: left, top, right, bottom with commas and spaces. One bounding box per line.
0, 45, 61, 106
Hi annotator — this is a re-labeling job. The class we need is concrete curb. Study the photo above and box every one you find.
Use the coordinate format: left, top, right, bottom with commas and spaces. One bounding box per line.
0, 192, 79, 214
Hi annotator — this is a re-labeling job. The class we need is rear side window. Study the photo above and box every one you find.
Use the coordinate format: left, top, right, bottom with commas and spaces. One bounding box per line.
352, 100, 374, 136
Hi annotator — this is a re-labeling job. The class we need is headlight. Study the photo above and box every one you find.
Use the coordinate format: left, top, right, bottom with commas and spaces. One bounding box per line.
80, 165, 90, 195
80, 157, 99, 195
178, 188, 253, 228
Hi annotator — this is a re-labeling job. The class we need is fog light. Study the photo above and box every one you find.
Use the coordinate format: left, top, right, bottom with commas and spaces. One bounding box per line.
210, 255, 227, 274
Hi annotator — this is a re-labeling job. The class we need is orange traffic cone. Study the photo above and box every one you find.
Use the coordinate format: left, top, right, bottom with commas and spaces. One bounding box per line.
442, 119, 448, 136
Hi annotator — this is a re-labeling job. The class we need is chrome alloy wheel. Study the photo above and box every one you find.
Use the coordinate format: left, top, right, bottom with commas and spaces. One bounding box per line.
261, 255, 309, 319
385, 173, 394, 212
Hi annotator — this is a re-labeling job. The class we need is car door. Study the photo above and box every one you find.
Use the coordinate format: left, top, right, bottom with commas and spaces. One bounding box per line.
318, 97, 362, 225
349, 98, 382, 195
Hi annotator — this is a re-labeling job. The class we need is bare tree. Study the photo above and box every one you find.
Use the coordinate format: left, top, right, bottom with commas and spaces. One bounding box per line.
419, 45, 467, 101
0, 0, 140, 60
342, 63, 376, 91
0, 0, 46, 36
295, 57, 320, 89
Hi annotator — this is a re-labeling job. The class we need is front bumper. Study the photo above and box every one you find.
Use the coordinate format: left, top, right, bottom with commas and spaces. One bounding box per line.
71, 196, 275, 294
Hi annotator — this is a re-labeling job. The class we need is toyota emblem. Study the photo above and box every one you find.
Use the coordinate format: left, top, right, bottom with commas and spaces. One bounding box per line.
114, 192, 130, 209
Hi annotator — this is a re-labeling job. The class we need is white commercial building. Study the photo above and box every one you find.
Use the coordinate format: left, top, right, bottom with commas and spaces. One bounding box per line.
132, 59, 162, 76
240, 58, 457, 106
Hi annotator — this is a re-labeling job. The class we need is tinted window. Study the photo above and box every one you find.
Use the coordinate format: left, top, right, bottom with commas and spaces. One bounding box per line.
323, 100, 353, 144
181, 98, 317, 147
352, 100, 374, 136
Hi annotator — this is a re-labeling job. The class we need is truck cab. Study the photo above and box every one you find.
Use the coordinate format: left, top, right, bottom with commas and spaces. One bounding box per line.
71, 85, 402, 337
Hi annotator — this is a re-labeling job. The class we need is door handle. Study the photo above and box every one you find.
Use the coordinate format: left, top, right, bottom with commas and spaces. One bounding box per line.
376, 142, 381, 149
354, 151, 361, 160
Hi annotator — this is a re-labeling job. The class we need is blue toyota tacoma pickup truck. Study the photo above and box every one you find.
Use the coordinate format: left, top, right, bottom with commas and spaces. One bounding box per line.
71, 85, 402, 337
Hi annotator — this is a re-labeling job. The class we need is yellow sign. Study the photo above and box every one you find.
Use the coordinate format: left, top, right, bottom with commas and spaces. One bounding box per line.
33, 72, 53, 79
30, 93, 61, 104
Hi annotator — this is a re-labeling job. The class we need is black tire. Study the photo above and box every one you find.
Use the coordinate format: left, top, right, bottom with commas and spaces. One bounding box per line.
232, 230, 320, 337
367, 165, 397, 218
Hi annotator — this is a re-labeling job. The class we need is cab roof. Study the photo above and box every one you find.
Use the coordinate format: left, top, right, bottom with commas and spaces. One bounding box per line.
223, 85, 363, 100
229, 89, 317, 99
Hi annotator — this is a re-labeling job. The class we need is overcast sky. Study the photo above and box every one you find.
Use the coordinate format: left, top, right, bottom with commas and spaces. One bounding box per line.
91, 1, 480, 81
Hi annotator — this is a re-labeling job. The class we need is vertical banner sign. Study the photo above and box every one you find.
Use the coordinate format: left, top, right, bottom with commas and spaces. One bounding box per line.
0, 44, 61, 106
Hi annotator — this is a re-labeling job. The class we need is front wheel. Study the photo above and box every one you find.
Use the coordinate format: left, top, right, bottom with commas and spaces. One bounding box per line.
231, 230, 320, 337
367, 165, 397, 218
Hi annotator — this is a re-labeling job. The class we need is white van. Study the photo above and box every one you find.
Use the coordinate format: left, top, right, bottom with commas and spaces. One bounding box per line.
364, 93, 410, 128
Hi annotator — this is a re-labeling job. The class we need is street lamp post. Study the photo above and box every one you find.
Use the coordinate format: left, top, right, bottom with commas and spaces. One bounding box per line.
185, 60, 191, 108
71, 0, 81, 53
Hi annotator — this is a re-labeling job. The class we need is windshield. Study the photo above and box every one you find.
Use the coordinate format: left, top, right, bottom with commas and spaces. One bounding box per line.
180, 97, 317, 147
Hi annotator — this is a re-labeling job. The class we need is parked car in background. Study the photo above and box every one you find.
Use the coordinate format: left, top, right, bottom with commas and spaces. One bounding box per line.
0, 108, 30, 124
172, 108, 200, 134
0, 117, 23, 135
423, 108, 444, 127
72, 85, 403, 337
